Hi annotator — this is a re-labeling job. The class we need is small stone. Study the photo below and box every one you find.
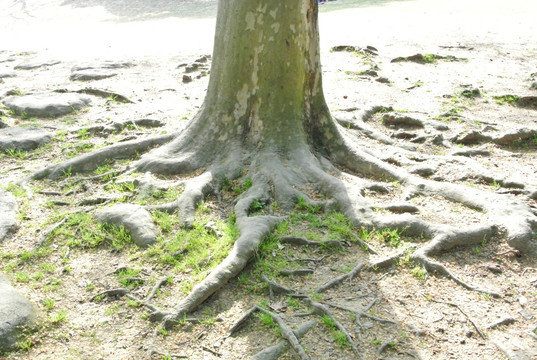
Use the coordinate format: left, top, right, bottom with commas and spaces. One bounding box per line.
519, 296, 528, 307
70, 70, 118, 81
0, 127, 53, 151
461, 88, 481, 98
182, 75, 192, 83
0, 72, 16, 79
376, 77, 391, 84
2, 93, 91, 118
14, 60, 60, 70
0, 191, 18, 243
0, 275, 35, 351
518, 309, 533, 320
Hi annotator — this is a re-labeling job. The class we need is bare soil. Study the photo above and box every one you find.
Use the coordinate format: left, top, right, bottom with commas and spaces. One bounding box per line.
1, 0, 537, 359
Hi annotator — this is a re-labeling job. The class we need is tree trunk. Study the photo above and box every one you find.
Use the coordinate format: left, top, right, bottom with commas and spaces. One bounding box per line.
204, 0, 331, 149
135, 0, 339, 179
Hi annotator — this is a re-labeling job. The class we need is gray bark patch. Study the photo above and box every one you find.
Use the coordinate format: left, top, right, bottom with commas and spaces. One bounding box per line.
0, 274, 34, 352
94, 204, 157, 247
0, 127, 53, 151
2, 93, 91, 118
0, 191, 18, 243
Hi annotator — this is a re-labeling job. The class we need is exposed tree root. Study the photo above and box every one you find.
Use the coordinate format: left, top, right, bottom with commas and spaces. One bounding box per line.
280, 235, 345, 251
251, 319, 317, 360
316, 262, 364, 293
254, 305, 310, 360
27, 91, 537, 357
303, 297, 363, 359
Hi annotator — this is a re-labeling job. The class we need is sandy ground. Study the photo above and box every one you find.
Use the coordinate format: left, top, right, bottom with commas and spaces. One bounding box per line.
1, 1, 537, 359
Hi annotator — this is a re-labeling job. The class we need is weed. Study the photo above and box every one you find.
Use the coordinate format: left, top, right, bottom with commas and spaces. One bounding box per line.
321, 314, 336, 328
39, 262, 56, 273
17, 336, 34, 352
256, 312, 280, 336
295, 196, 322, 214
287, 297, 302, 310
42, 299, 55, 310
117, 268, 143, 289
49, 310, 68, 324
412, 266, 426, 281
77, 128, 90, 139
4, 148, 28, 159
371, 338, 382, 345
126, 298, 141, 307
152, 210, 177, 233
493, 95, 519, 106
249, 199, 267, 214
16, 271, 30, 283
62, 166, 72, 177
377, 228, 403, 247
422, 53, 438, 63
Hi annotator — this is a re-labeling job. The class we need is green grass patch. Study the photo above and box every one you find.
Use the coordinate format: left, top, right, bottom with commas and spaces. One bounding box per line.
493, 94, 519, 106
49, 212, 132, 251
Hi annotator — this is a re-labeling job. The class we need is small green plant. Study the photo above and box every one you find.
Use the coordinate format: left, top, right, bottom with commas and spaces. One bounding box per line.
152, 210, 177, 233
62, 166, 73, 177
77, 128, 90, 139
39, 262, 56, 273
17, 336, 34, 352
378, 228, 403, 247
43, 298, 55, 310
287, 297, 301, 311
256, 312, 280, 336
249, 199, 266, 213
4, 148, 28, 159
49, 309, 68, 324
117, 268, 143, 289
321, 314, 336, 328
321, 315, 350, 348
422, 53, 438, 63
370, 338, 382, 345
295, 196, 322, 214
16, 271, 30, 283
412, 266, 426, 281
126, 298, 141, 307
493, 95, 519, 106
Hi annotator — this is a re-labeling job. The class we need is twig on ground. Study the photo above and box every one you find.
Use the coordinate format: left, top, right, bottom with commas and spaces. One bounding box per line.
272, 266, 314, 277
428, 296, 486, 339
146, 276, 170, 301
302, 298, 362, 359
35, 215, 69, 248
316, 263, 365, 293
325, 300, 397, 325
486, 317, 517, 329
262, 275, 294, 299
367, 245, 417, 271
254, 305, 310, 360
228, 306, 257, 336
377, 340, 396, 355
202, 346, 222, 357
251, 319, 317, 360
90, 287, 130, 301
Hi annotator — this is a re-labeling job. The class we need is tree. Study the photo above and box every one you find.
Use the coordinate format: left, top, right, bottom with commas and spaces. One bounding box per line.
30, 0, 537, 331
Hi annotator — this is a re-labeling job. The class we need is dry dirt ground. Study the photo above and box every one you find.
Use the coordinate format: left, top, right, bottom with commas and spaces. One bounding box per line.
1, 0, 537, 359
